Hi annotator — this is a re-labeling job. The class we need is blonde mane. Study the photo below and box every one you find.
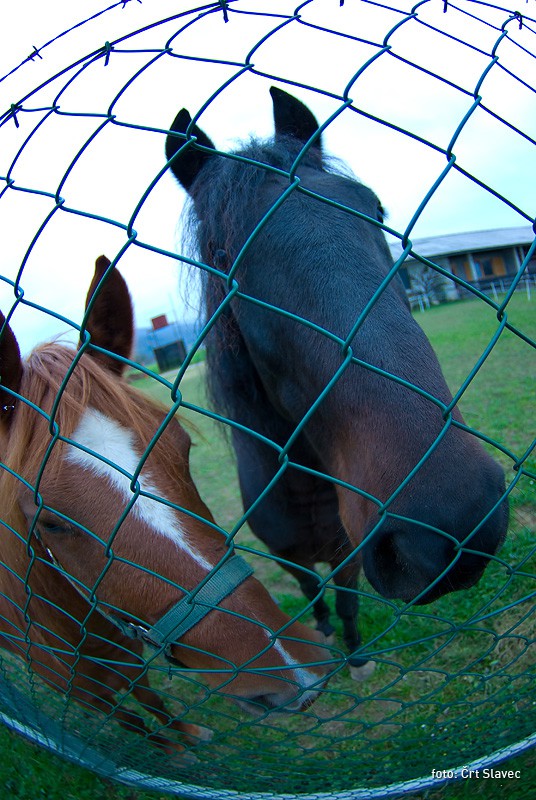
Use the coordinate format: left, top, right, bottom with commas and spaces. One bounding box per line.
0, 343, 182, 531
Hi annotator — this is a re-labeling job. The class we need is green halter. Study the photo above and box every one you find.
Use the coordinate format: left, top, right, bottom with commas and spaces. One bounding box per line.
139, 554, 254, 646
39, 534, 254, 655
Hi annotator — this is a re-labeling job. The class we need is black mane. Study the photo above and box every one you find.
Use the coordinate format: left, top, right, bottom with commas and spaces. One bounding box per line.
181, 135, 357, 420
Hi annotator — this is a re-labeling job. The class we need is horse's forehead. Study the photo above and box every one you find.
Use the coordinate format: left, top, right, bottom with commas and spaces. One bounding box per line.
64, 407, 212, 570
69, 407, 135, 468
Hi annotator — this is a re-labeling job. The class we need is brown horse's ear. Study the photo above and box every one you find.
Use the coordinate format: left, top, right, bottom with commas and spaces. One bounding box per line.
165, 108, 216, 192
0, 312, 23, 427
270, 86, 322, 150
80, 256, 134, 375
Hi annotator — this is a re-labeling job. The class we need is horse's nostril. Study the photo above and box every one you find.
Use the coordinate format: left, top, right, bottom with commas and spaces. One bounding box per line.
362, 524, 453, 603
235, 694, 282, 716
363, 508, 509, 606
236, 685, 322, 716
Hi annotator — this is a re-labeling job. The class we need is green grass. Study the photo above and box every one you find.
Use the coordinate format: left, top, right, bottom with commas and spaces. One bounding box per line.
416, 294, 535, 474
0, 725, 137, 800
1, 295, 534, 799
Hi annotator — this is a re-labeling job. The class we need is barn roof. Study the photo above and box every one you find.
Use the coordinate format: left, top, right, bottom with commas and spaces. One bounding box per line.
388, 226, 535, 263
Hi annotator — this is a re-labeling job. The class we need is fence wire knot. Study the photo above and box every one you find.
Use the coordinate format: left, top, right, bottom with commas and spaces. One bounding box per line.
102, 41, 113, 66
218, 0, 230, 23
9, 103, 21, 127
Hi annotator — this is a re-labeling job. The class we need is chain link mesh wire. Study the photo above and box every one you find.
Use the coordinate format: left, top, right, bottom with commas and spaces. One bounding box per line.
0, 0, 535, 797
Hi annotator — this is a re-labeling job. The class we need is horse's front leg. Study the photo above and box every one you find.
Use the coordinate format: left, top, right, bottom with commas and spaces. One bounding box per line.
330, 556, 375, 680
282, 561, 335, 642
233, 429, 338, 641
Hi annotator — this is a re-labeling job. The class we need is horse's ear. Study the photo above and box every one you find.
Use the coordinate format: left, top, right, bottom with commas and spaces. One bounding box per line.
81, 256, 134, 375
165, 108, 216, 192
270, 86, 321, 149
0, 312, 23, 427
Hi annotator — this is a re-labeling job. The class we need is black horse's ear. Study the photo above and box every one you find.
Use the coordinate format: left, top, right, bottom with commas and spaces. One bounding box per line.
80, 256, 134, 375
165, 108, 216, 192
0, 311, 23, 426
270, 86, 321, 149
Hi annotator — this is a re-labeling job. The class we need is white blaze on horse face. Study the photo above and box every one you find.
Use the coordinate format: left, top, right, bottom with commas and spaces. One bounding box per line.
66, 407, 212, 570
270, 637, 324, 708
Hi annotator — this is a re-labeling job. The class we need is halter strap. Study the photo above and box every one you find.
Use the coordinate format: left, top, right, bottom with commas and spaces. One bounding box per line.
147, 554, 254, 645
38, 534, 254, 652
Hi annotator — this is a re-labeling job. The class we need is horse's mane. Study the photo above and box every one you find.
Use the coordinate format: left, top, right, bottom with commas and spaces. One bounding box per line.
0, 343, 181, 529
181, 135, 351, 278
180, 135, 354, 419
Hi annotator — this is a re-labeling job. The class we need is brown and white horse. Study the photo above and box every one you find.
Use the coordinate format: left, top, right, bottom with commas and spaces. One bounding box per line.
0, 257, 329, 755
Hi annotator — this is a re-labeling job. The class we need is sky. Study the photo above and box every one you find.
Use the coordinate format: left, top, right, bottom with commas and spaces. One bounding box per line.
1, 0, 534, 355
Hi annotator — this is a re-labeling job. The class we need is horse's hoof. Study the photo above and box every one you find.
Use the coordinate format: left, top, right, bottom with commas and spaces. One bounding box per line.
179, 723, 213, 744
316, 622, 336, 639
349, 661, 376, 681
148, 734, 198, 763
192, 725, 213, 742
319, 632, 336, 646
175, 750, 199, 766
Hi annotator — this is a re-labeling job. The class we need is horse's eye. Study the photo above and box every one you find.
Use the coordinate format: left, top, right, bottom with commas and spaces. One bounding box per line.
377, 204, 385, 223
40, 521, 66, 535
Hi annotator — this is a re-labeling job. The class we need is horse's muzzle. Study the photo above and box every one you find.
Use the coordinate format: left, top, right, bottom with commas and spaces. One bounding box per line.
234, 684, 324, 715
362, 492, 509, 605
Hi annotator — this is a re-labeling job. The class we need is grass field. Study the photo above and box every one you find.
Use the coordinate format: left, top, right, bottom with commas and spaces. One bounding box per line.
0, 293, 534, 799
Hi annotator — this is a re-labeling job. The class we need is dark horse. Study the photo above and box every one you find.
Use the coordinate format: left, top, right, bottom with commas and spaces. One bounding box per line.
165, 87, 508, 672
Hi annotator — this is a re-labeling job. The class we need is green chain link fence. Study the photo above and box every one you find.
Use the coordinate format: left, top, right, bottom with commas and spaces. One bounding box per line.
0, 1, 534, 797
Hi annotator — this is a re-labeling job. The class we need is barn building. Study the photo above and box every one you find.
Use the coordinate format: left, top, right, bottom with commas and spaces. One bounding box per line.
388, 226, 536, 307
